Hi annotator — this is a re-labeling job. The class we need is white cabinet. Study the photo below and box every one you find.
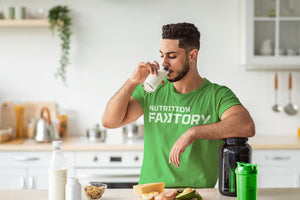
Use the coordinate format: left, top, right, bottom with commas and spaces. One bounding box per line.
27, 168, 49, 189
0, 151, 75, 189
74, 151, 143, 188
0, 149, 143, 189
0, 168, 27, 189
253, 149, 300, 188
244, 0, 300, 70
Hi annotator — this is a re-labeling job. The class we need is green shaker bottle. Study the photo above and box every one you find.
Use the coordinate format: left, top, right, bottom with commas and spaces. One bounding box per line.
235, 162, 258, 200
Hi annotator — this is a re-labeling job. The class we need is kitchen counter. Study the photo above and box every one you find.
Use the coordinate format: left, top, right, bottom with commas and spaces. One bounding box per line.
1, 188, 300, 200
0, 136, 144, 151
0, 135, 300, 151
248, 135, 300, 149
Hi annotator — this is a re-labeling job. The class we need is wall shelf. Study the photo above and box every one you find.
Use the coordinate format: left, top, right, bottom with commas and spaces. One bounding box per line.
0, 19, 49, 27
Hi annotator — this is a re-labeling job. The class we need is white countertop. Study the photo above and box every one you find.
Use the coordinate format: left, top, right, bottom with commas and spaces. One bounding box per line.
1, 188, 300, 200
248, 135, 300, 149
0, 136, 144, 151
1, 135, 300, 151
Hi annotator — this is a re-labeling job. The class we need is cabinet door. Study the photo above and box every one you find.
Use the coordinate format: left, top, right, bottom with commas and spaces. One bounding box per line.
0, 168, 27, 189
0, 151, 75, 189
257, 166, 299, 187
245, 0, 300, 69
253, 149, 300, 188
28, 168, 48, 189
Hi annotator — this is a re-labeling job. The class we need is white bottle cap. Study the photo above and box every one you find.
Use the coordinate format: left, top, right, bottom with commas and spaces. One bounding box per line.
53, 141, 63, 150
68, 177, 79, 182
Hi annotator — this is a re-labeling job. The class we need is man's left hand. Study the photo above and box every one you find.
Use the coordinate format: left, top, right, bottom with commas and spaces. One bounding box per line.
169, 128, 195, 167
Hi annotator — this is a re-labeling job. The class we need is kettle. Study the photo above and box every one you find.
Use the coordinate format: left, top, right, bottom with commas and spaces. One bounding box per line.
34, 107, 59, 142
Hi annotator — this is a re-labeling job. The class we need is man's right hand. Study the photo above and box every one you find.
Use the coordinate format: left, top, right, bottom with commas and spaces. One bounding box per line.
129, 61, 160, 85
102, 61, 160, 129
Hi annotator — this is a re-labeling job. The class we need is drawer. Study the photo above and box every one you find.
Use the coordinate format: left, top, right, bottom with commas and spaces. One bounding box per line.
0, 151, 74, 168
75, 151, 143, 167
0, 152, 51, 167
253, 150, 300, 166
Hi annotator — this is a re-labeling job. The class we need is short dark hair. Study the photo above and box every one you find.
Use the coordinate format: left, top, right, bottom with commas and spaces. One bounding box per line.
162, 22, 200, 51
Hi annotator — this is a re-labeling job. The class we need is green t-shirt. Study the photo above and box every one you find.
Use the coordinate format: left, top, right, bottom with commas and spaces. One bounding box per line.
132, 78, 241, 188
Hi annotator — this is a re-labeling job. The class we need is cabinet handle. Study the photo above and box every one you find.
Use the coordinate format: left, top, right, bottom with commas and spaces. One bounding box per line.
20, 176, 26, 189
14, 156, 40, 161
134, 156, 139, 161
28, 176, 34, 189
266, 156, 291, 160
93, 156, 98, 162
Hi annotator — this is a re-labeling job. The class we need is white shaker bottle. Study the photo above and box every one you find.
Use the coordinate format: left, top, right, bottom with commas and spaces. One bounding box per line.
66, 177, 82, 200
143, 67, 169, 93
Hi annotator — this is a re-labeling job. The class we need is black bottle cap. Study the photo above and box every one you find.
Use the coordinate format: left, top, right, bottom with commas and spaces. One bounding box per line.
223, 137, 248, 145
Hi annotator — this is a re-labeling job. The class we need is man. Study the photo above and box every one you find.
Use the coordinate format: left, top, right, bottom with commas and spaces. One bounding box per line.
102, 22, 255, 188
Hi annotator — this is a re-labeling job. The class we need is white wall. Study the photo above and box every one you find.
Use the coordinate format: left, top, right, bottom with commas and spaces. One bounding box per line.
1, 0, 300, 137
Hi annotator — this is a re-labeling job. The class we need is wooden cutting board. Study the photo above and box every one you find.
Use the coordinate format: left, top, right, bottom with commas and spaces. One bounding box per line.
0, 101, 57, 138
1, 138, 25, 144
0, 101, 15, 131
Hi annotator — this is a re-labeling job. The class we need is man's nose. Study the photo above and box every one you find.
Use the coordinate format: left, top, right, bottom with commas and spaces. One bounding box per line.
161, 58, 169, 68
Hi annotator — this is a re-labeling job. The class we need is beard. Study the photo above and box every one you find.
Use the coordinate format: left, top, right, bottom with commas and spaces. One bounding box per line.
167, 58, 190, 83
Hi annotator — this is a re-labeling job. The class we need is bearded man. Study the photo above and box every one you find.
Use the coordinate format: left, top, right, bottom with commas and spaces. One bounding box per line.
102, 22, 255, 188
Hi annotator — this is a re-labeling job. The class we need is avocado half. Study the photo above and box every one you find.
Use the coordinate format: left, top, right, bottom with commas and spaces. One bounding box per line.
175, 189, 202, 200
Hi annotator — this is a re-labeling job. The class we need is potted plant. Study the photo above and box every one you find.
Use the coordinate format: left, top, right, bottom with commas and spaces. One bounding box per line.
48, 5, 72, 84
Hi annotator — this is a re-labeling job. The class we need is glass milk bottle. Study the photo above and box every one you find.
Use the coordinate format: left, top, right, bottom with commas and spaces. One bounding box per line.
49, 141, 68, 200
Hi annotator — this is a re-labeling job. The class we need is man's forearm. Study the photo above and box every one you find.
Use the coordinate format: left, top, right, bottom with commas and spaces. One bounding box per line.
190, 112, 255, 140
102, 78, 138, 128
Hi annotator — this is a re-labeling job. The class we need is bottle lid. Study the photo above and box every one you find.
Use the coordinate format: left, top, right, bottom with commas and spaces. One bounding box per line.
53, 141, 63, 150
235, 162, 258, 175
223, 137, 248, 144
68, 177, 79, 183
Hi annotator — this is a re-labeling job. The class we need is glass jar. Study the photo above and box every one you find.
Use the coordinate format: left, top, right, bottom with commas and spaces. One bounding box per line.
57, 114, 68, 137
14, 104, 25, 138
26, 118, 36, 139
218, 137, 252, 197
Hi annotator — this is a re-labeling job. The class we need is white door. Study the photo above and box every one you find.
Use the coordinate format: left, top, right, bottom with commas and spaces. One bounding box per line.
258, 167, 299, 188
28, 168, 49, 189
0, 168, 27, 189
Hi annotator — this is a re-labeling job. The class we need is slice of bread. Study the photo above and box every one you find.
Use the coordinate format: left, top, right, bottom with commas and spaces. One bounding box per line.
133, 182, 165, 196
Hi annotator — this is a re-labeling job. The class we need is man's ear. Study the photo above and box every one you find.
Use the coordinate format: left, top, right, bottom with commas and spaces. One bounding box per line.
189, 49, 198, 62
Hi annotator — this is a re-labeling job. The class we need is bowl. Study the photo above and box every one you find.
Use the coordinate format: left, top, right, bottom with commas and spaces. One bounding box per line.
82, 182, 107, 200
122, 123, 144, 139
